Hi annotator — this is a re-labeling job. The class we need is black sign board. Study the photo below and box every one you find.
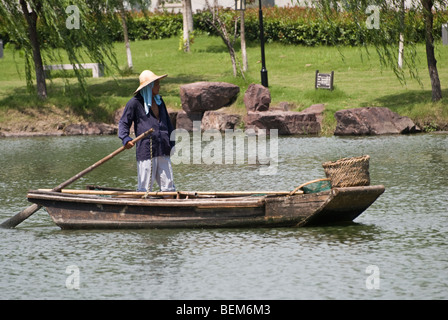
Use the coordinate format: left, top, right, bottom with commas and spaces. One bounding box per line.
315, 70, 334, 90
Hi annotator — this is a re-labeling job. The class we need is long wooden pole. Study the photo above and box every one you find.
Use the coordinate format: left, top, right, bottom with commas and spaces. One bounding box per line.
0, 129, 154, 229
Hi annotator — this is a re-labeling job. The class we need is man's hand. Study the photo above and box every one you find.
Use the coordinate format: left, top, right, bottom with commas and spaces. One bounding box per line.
125, 141, 135, 149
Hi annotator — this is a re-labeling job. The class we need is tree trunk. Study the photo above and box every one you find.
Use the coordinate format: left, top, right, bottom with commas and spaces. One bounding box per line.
217, 19, 237, 76
240, 11, 248, 71
397, 0, 405, 69
20, 0, 47, 99
119, 2, 133, 70
421, 0, 442, 101
186, 0, 193, 32
225, 40, 238, 77
182, 0, 190, 52
398, 33, 404, 69
204, 1, 243, 77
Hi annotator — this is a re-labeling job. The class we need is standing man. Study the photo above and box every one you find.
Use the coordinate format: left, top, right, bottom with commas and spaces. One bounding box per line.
119, 70, 175, 193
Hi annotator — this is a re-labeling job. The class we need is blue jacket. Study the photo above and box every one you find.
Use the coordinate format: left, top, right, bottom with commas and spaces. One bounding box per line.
118, 93, 175, 161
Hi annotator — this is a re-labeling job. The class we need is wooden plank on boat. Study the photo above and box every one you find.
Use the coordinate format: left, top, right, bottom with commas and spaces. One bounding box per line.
37, 188, 303, 197
28, 191, 266, 208
265, 191, 330, 218
30, 192, 267, 229
298, 185, 385, 226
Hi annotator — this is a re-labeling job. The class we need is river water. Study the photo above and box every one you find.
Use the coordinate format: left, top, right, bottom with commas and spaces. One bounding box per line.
0, 133, 447, 300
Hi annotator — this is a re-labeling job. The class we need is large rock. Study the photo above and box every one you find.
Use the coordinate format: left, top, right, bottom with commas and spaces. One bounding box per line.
334, 107, 421, 135
244, 83, 271, 112
176, 110, 203, 131
180, 82, 240, 113
244, 104, 325, 135
201, 111, 242, 131
114, 107, 125, 125
303, 103, 325, 124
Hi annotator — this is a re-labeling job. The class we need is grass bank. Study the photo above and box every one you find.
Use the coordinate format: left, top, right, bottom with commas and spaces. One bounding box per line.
0, 35, 447, 135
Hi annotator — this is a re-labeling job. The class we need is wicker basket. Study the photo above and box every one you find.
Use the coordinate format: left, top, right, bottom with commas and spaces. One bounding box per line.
322, 155, 370, 187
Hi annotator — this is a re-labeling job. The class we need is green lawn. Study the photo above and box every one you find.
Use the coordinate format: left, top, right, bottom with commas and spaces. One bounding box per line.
0, 35, 447, 134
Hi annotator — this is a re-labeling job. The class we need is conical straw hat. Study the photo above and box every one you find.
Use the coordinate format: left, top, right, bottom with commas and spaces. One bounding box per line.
134, 70, 167, 94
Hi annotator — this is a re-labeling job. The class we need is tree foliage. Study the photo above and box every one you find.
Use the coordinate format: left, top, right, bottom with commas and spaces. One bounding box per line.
0, 0, 120, 99
305, 0, 447, 101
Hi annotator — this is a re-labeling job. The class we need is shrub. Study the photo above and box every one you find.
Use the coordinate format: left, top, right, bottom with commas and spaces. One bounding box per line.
1, 6, 446, 48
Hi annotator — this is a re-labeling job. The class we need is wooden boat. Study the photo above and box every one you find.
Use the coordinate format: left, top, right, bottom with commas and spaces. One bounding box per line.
26, 184, 385, 229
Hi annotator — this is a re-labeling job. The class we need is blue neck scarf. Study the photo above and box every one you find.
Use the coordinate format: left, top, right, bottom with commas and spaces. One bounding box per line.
140, 82, 162, 115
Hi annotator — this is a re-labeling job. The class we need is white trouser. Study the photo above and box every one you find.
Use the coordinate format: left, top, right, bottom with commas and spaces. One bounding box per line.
137, 156, 176, 192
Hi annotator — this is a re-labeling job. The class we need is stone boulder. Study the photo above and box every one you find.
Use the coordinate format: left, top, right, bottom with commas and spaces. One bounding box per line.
201, 111, 242, 131
114, 107, 125, 125
303, 103, 325, 123
244, 83, 271, 112
180, 82, 240, 113
244, 104, 325, 135
334, 107, 421, 135
176, 110, 203, 131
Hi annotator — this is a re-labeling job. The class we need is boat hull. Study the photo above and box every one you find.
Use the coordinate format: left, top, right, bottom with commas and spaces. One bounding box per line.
27, 186, 385, 229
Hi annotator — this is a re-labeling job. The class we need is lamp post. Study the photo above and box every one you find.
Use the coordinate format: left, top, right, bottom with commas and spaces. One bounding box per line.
235, 0, 268, 87
258, 0, 268, 87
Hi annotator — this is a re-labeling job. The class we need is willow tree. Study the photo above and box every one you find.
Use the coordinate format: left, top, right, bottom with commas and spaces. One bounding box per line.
0, 0, 118, 99
310, 0, 446, 101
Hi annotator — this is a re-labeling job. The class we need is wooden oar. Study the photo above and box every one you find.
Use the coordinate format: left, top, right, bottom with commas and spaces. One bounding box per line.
0, 128, 154, 229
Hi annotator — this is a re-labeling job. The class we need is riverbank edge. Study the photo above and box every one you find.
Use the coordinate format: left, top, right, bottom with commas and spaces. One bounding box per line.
1, 106, 447, 138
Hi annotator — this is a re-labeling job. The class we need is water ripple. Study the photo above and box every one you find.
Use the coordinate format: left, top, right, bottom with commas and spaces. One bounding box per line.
1, 134, 447, 299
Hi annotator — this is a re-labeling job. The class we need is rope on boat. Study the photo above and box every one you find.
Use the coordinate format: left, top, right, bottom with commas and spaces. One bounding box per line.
143, 135, 153, 199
